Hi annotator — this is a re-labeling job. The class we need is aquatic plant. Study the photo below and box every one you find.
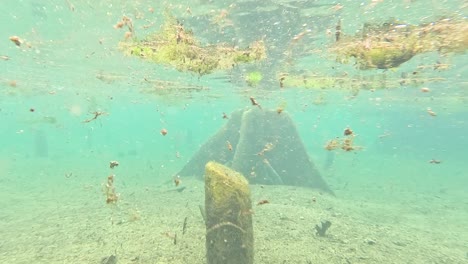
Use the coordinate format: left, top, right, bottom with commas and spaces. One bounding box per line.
119, 12, 266, 76
315, 220, 332, 236
330, 18, 468, 69
278, 71, 446, 91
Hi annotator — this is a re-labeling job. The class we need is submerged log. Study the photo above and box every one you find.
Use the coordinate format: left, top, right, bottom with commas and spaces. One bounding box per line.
204, 161, 254, 264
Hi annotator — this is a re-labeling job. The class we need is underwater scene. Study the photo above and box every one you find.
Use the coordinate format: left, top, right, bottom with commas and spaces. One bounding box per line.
1, 0, 467, 263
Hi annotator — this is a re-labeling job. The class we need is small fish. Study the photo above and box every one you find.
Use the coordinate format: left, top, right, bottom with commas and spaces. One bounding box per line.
429, 159, 441, 164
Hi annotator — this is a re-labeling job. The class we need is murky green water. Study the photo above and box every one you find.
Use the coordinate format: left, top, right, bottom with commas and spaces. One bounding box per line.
1, 1, 467, 263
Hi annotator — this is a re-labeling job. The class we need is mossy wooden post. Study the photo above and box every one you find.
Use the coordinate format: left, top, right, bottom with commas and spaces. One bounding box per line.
204, 161, 253, 264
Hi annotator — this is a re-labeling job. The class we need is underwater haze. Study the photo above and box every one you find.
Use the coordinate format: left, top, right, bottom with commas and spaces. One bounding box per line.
0, 0, 467, 263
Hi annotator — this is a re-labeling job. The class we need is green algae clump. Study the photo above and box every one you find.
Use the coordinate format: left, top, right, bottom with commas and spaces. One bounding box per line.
331, 18, 468, 69
119, 12, 266, 76
245, 71, 263, 87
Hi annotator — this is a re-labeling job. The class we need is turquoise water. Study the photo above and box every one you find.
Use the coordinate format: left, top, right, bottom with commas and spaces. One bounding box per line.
1, 1, 467, 263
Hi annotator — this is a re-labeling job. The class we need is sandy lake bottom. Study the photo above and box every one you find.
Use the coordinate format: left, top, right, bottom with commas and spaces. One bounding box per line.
1, 166, 467, 264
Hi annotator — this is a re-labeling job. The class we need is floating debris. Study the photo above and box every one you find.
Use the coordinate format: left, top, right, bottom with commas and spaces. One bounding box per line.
427, 108, 437, 117
9, 36, 22, 46
325, 133, 362, 152
249, 96, 261, 108
82, 111, 107, 123
109, 161, 119, 169
104, 174, 119, 204
173, 175, 181, 186
420, 87, 430, 93
343, 127, 353, 136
